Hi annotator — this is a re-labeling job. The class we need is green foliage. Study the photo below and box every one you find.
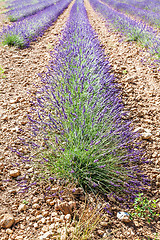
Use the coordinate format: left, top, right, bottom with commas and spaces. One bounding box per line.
22, 200, 29, 205
0, 65, 6, 78
155, 47, 160, 58
122, 69, 127, 74
2, 34, 24, 48
8, 15, 17, 22
130, 193, 159, 223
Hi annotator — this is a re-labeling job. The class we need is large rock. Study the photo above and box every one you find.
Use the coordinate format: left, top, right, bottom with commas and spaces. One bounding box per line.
55, 201, 76, 215
0, 214, 15, 228
55, 202, 72, 215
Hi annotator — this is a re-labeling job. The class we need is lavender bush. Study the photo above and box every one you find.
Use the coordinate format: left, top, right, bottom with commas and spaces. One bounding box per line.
7, 0, 58, 22
6, 0, 42, 9
89, 0, 160, 62
0, 0, 71, 48
23, 0, 149, 201
101, 0, 160, 28
121, 0, 160, 13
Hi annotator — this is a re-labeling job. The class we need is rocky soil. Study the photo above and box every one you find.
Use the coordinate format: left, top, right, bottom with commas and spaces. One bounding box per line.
0, 0, 160, 239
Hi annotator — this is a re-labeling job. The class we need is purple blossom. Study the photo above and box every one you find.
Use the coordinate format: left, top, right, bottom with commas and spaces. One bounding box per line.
98, 165, 106, 168
94, 159, 99, 163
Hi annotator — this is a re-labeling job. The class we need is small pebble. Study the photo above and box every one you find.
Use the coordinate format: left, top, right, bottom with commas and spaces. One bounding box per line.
6, 228, 13, 234
97, 229, 104, 236
34, 223, 38, 228
65, 214, 71, 222
100, 221, 108, 227
18, 204, 27, 212
9, 169, 21, 177
117, 212, 131, 223
32, 203, 40, 209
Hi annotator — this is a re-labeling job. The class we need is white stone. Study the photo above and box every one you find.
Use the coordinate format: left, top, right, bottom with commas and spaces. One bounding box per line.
39, 231, 53, 240
9, 169, 21, 177
49, 223, 55, 230
59, 215, 65, 222
40, 218, 46, 224
32, 203, 40, 209
34, 222, 38, 228
42, 211, 48, 217
27, 168, 33, 173
42, 225, 49, 233
51, 212, 58, 217
97, 229, 104, 236
117, 212, 131, 223
36, 214, 43, 220
6, 228, 13, 234
157, 175, 160, 183
33, 197, 41, 203
61, 234, 67, 240
100, 221, 108, 227
141, 132, 152, 140
20, 224, 25, 229
51, 187, 59, 192
15, 236, 23, 240
18, 204, 27, 212
49, 201, 55, 206
134, 127, 144, 133
65, 214, 71, 222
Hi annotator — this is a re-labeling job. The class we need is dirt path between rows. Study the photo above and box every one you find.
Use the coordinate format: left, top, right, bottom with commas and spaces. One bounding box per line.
0, 0, 160, 239
85, 0, 160, 239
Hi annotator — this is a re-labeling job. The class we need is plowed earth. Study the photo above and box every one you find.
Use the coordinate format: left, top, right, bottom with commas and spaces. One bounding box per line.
0, 0, 160, 239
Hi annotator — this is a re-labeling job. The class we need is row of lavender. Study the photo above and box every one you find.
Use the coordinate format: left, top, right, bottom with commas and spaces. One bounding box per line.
0, 0, 71, 47
23, 0, 148, 201
6, 0, 58, 22
120, 0, 160, 12
90, 0, 160, 62
101, 0, 160, 28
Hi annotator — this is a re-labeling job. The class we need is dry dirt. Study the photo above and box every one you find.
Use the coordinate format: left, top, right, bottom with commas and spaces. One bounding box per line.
0, 0, 160, 239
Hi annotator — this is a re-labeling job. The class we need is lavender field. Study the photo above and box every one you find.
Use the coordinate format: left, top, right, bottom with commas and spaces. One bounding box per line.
0, 0, 160, 239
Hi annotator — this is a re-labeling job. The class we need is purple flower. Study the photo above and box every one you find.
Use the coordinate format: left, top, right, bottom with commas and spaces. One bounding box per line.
94, 159, 99, 163
98, 165, 106, 168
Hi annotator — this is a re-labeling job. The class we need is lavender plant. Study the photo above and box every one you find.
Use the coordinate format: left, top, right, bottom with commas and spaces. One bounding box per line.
6, 0, 41, 9
0, 0, 71, 48
121, 0, 160, 13
89, 0, 160, 62
7, 0, 58, 22
101, 0, 160, 28
22, 0, 149, 201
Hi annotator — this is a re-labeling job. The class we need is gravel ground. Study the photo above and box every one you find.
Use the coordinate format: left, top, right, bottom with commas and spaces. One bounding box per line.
0, 0, 160, 239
